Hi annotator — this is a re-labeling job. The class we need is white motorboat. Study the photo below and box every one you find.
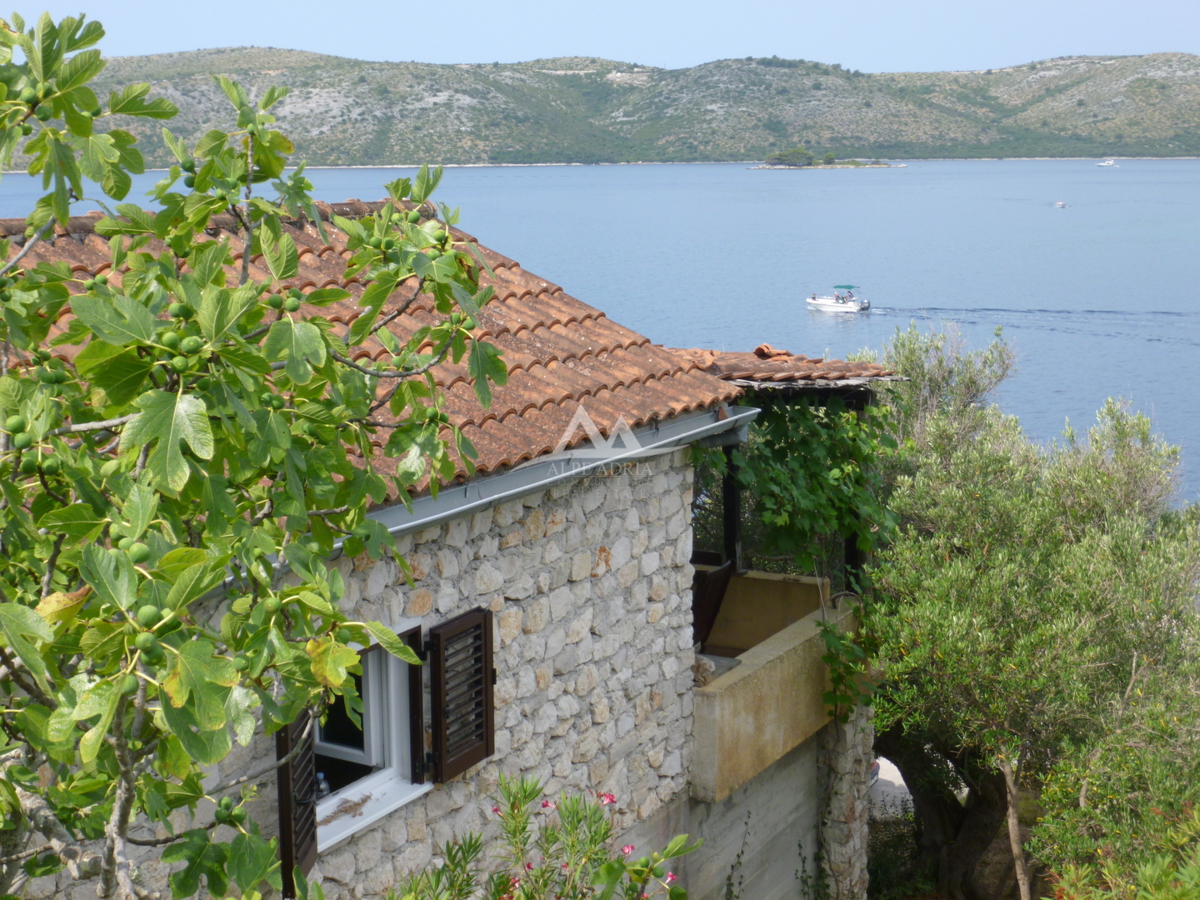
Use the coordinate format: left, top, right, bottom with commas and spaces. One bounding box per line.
806, 285, 870, 312
1097, 159, 1118, 167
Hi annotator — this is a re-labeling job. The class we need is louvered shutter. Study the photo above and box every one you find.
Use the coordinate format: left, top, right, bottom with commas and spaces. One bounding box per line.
400, 625, 426, 784
429, 608, 495, 782
276, 711, 319, 899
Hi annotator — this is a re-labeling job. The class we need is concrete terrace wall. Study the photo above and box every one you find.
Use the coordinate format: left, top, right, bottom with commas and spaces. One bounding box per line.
285, 449, 694, 898
623, 727, 830, 900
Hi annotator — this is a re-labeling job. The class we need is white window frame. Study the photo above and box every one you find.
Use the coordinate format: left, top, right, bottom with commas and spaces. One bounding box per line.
315, 616, 432, 852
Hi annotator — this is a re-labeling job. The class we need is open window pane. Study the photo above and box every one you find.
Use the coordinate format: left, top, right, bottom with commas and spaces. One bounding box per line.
319, 670, 366, 753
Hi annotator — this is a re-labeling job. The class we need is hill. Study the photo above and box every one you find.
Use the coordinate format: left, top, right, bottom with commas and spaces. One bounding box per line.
80, 49, 1200, 165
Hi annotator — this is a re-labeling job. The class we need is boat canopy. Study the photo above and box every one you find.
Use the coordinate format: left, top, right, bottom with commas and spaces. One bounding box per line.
833, 284, 860, 290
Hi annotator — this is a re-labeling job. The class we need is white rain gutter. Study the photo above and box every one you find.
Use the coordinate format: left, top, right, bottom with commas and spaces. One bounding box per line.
362, 404, 760, 540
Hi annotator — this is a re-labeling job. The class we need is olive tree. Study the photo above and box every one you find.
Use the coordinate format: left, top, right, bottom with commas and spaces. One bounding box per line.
0, 14, 504, 900
869, 386, 1199, 900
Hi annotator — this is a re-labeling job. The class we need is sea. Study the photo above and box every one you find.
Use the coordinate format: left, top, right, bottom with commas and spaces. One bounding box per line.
3, 159, 1198, 501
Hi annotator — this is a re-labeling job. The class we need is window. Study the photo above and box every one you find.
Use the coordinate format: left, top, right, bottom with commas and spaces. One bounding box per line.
311, 621, 427, 851
315, 648, 387, 792
277, 608, 496, 889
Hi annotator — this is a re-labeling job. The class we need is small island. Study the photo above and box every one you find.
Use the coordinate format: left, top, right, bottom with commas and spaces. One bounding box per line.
754, 145, 900, 168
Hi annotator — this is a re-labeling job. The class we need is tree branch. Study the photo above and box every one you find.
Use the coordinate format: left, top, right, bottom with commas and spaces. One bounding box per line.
41, 534, 66, 598
240, 135, 254, 287
205, 709, 314, 797
368, 279, 424, 337
0, 218, 55, 279
48, 414, 137, 437
12, 782, 103, 881
0, 642, 54, 709
332, 339, 452, 380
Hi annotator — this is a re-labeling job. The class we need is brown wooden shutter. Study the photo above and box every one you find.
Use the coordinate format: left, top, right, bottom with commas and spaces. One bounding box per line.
400, 625, 426, 784
429, 608, 494, 782
276, 711, 319, 899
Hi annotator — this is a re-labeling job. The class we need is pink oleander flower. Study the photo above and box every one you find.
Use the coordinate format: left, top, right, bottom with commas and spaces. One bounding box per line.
491, 806, 501, 814
542, 799, 556, 809
526, 862, 534, 871
598, 792, 616, 805
561, 863, 570, 870
621, 845, 635, 855
666, 872, 676, 883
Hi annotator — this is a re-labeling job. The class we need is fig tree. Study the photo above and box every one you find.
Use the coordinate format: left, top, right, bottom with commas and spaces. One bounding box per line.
134, 632, 157, 652
120, 674, 140, 696
6, 415, 27, 433
12, 433, 32, 450
181, 336, 204, 354
19, 457, 37, 475
127, 542, 151, 564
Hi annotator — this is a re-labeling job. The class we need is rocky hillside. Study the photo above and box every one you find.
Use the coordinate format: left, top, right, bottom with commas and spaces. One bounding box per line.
83, 48, 1200, 165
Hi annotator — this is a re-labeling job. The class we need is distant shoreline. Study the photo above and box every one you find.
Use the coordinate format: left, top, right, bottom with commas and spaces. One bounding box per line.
4, 157, 1198, 178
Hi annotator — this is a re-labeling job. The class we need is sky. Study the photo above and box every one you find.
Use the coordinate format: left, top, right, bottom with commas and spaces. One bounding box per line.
26, 0, 1200, 73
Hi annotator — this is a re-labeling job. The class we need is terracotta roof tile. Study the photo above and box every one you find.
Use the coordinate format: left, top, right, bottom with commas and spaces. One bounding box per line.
2, 201, 738, 495
672, 342, 896, 384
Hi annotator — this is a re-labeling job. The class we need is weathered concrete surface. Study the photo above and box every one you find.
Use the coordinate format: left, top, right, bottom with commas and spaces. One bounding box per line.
623, 727, 831, 900
692, 601, 858, 803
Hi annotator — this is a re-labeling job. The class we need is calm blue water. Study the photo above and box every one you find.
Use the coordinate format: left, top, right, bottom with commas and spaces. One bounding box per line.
4, 160, 1198, 500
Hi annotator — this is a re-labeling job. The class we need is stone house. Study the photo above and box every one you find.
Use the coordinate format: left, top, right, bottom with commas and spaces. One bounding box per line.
5, 201, 895, 900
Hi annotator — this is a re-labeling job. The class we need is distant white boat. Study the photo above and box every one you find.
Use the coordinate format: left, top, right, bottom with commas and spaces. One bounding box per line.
806, 285, 870, 312
1055, 200, 1067, 208
1097, 159, 1118, 167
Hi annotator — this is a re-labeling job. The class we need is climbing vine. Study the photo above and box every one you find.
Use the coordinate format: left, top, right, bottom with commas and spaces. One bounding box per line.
705, 394, 898, 584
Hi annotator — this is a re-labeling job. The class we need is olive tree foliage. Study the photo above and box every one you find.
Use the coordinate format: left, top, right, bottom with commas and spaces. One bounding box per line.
851, 323, 1015, 472
0, 14, 505, 900
864, 328, 1200, 900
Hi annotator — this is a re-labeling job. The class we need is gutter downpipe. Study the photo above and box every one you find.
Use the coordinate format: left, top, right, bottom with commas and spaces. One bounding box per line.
360, 404, 760, 542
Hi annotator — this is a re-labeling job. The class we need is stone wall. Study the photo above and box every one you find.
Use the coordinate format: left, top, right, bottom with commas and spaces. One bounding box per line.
264, 450, 695, 899
23, 450, 696, 900
820, 704, 873, 900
